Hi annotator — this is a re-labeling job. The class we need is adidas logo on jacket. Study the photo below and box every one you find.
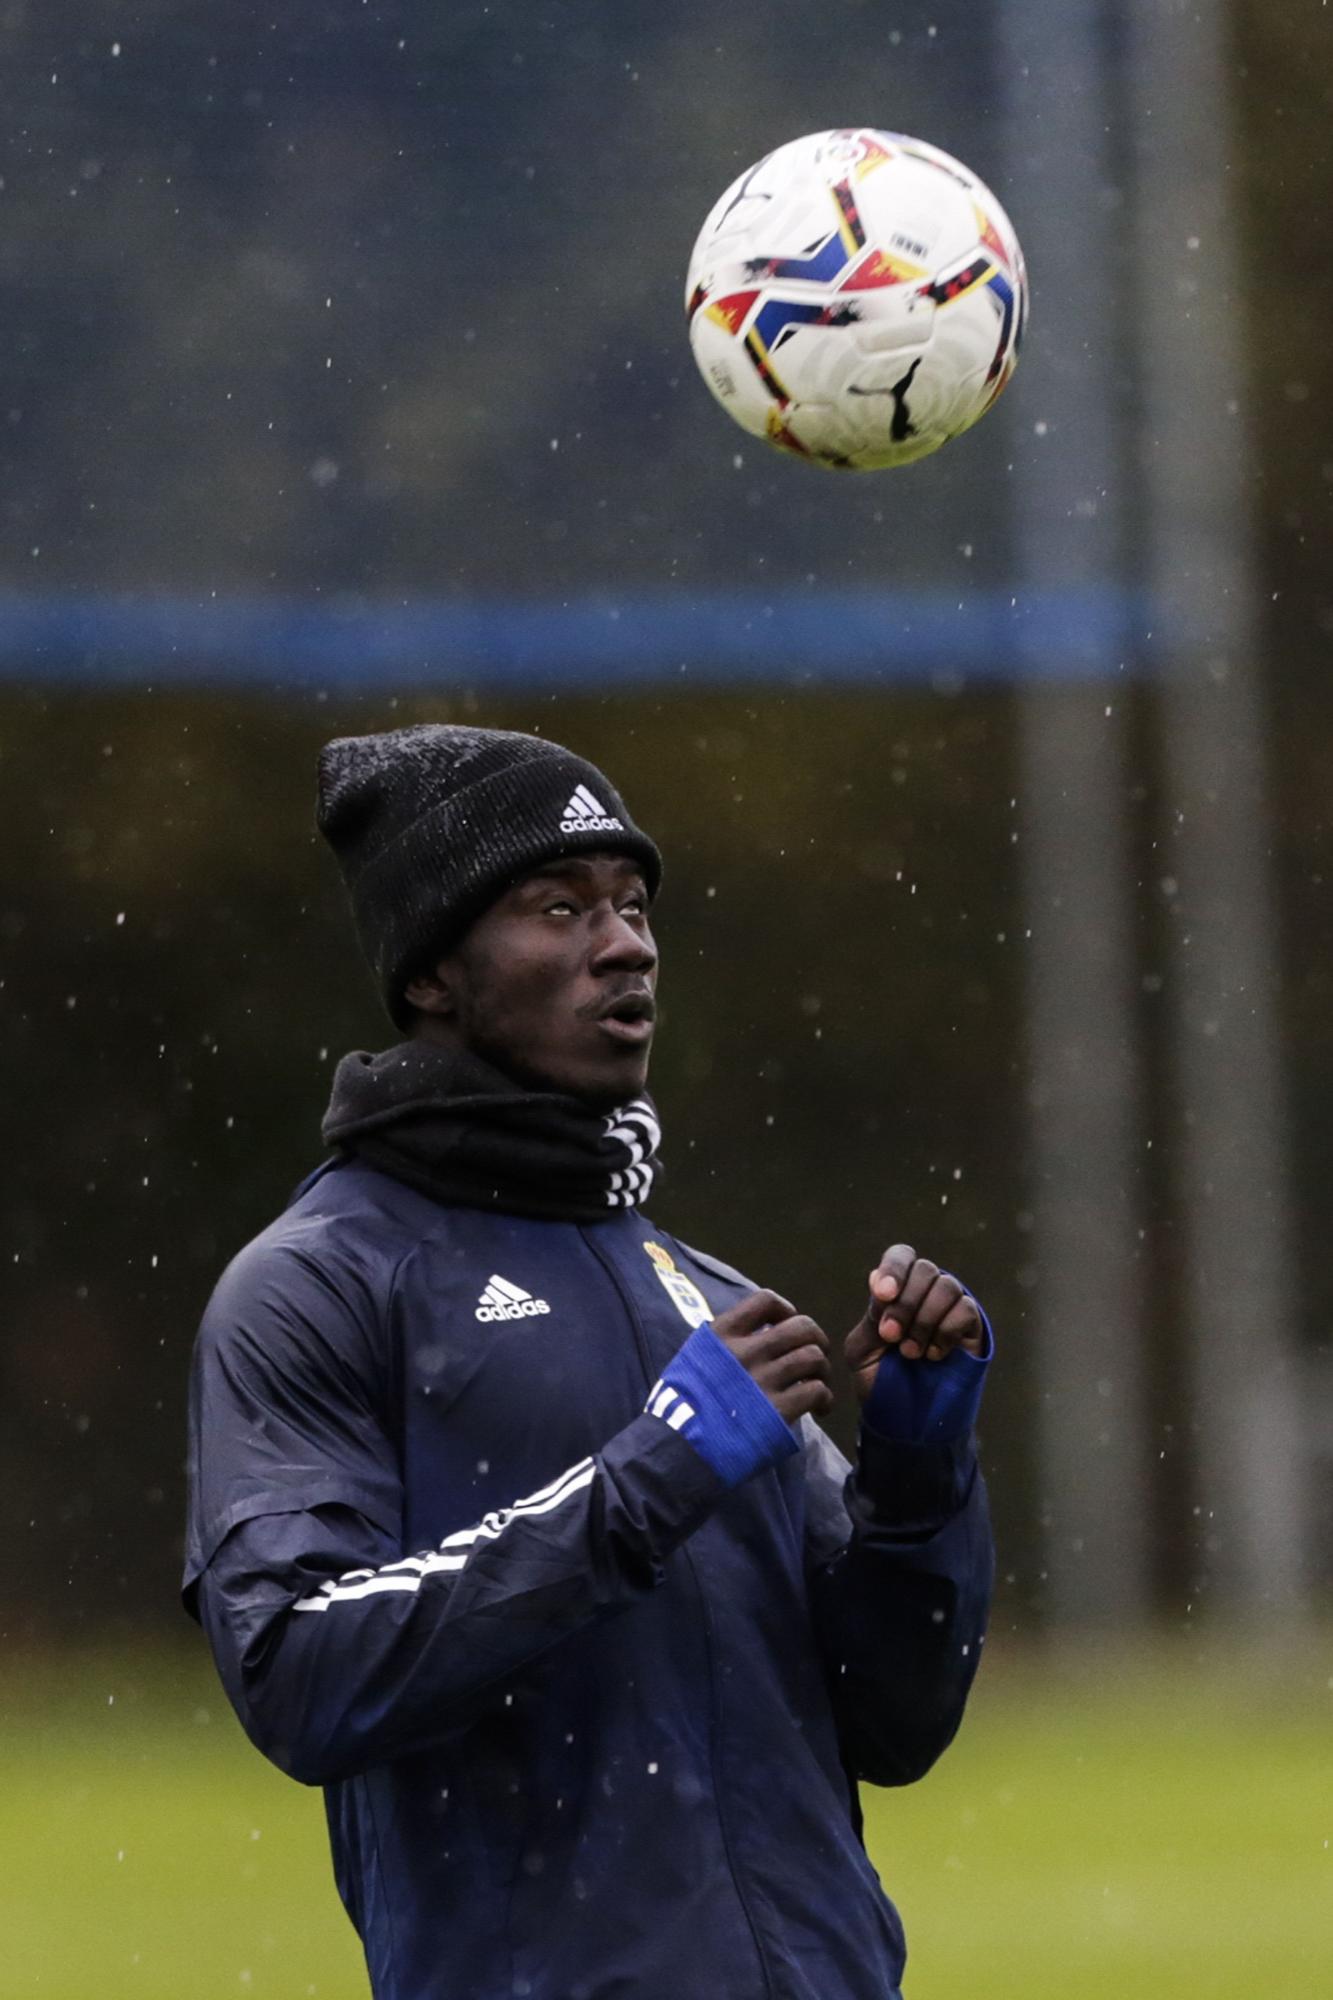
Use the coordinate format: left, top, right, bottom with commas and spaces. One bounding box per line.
475, 1275, 551, 1322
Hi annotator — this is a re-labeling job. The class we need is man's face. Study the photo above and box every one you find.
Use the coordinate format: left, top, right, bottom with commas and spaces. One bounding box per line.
407, 852, 658, 1107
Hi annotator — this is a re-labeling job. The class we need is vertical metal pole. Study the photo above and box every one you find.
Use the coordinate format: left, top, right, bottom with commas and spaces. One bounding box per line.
998, 2, 1153, 1624
1125, 0, 1306, 1614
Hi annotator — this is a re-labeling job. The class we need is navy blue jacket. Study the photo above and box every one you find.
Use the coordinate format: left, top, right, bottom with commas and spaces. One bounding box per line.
184, 1157, 993, 2000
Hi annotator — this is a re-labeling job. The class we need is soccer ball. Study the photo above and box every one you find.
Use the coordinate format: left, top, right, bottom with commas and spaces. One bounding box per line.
685, 128, 1027, 470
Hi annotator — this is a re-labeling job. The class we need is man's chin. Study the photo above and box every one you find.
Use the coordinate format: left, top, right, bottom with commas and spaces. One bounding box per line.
582, 1080, 649, 1113
490, 1047, 651, 1111
561, 1059, 652, 1112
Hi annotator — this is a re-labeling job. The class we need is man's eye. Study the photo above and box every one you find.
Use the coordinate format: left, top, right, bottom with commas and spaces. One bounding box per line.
543, 898, 578, 916
620, 898, 646, 917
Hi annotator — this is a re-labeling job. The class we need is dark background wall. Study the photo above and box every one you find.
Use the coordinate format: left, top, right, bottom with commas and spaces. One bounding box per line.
1, 0, 1329, 1641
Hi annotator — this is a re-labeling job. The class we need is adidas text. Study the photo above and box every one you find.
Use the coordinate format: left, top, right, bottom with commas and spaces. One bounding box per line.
560, 812, 624, 834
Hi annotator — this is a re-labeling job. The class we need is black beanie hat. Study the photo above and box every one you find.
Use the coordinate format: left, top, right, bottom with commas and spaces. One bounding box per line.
317, 723, 663, 1030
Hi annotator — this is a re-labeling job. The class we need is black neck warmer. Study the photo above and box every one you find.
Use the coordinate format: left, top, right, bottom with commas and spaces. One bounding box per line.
321, 1042, 661, 1224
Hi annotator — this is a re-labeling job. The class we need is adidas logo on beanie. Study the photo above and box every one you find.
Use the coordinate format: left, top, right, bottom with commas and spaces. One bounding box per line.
560, 784, 625, 836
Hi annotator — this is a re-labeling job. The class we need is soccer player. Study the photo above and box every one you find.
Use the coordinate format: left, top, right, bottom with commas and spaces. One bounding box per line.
183, 723, 994, 2000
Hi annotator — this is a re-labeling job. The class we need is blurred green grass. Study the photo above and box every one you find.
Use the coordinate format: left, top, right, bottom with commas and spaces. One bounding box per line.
3, 1638, 1329, 1998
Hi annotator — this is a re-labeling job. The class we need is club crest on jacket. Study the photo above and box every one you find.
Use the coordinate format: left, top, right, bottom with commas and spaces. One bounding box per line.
643, 1241, 712, 1328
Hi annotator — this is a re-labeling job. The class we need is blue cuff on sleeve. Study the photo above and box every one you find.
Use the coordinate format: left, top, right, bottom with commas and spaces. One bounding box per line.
862, 1299, 994, 1446
644, 1326, 801, 1489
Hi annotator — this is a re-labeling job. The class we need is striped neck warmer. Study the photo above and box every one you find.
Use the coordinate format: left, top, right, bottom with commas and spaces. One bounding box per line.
321, 1042, 661, 1223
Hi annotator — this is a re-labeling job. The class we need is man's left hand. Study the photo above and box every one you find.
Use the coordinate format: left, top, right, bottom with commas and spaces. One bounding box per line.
845, 1243, 986, 1403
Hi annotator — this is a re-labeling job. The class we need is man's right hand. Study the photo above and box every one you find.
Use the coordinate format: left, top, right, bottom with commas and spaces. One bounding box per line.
711, 1290, 834, 1423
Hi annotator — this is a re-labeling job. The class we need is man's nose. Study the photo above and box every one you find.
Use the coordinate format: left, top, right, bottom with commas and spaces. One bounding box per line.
590, 911, 657, 972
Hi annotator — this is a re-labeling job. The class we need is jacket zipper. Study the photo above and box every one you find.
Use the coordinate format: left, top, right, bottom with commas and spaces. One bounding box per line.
581, 1226, 779, 2000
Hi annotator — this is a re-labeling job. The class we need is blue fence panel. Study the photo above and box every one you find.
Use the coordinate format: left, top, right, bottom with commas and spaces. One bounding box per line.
0, 587, 1154, 692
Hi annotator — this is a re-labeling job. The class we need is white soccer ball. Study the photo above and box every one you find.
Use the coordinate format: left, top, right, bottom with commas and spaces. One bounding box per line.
685, 128, 1027, 470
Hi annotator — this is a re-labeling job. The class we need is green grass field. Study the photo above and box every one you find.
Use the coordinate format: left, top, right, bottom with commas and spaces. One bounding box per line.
4, 1637, 1329, 1998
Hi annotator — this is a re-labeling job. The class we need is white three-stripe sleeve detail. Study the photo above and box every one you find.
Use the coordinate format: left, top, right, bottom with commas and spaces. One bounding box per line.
414, 1457, 598, 1553
290, 1459, 599, 1614
511, 1454, 596, 1510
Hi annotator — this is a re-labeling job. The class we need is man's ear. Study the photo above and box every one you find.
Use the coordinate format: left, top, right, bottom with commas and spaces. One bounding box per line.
403, 963, 455, 1017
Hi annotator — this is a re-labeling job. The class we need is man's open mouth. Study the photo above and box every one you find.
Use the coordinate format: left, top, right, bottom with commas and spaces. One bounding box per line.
594, 992, 656, 1040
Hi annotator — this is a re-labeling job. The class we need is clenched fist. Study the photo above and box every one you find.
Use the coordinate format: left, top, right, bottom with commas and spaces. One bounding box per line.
844, 1244, 986, 1402
712, 1289, 834, 1424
